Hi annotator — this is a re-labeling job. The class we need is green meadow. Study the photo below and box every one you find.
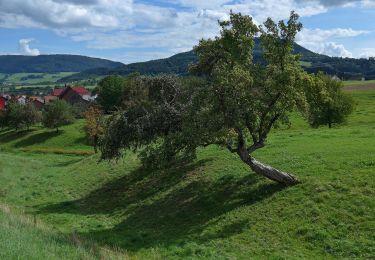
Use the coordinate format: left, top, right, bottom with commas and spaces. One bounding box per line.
0, 89, 374, 259
5, 72, 76, 84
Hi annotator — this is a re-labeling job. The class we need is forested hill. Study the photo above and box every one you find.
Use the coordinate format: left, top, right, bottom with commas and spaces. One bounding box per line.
0, 55, 123, 73
59, 39, 375, 82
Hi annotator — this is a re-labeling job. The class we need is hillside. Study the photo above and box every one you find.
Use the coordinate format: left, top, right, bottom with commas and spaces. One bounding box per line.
0, 55, 123, 73
0, 87, 374, 258
59, 39, 375, 82
0, 204, 126, 259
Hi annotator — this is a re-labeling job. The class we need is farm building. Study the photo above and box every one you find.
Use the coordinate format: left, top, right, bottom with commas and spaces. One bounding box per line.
59, 86, 92, 105
29, 96, 45, 109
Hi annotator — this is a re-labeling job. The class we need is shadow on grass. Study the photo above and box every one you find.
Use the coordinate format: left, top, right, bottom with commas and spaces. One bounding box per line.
14, 131, 63, 148
0, 130, 35, 145
38, 159, 285, 252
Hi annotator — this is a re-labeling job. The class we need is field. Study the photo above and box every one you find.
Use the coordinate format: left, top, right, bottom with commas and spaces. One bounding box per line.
0, 90, 374, 258
0, 72, 76, 85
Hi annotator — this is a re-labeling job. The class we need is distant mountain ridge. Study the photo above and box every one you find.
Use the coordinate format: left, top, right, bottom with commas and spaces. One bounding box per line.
59, 39, 375, 82
0, 54, 123, 73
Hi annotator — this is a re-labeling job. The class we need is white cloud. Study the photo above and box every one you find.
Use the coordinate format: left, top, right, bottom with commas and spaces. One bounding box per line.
0, 0, 374, 62
297, 28, 367, 58
321, 42, 352, 57
19, 39, 40, 56
359, 48, 375, 58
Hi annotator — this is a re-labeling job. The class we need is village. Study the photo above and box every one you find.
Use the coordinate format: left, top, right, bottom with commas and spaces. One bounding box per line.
0, 85, 96, 111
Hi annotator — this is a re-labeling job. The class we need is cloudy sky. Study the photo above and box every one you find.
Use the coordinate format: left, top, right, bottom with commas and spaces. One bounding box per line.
0, 0, 375, 63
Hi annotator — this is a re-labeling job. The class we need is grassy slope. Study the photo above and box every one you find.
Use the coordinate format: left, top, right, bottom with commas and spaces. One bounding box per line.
0, 120, 92, 154
0, 91, 374, 259
0, 204, 127, 259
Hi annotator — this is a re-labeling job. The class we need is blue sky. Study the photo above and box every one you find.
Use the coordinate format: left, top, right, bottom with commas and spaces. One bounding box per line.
0, 0, 374, 63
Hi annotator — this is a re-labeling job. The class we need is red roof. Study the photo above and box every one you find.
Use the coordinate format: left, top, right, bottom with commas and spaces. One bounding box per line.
72, 86, 91, 96
52, 88, 64, 96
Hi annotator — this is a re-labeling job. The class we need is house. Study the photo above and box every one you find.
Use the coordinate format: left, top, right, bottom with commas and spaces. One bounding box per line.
33, 99, 44, 109
0, 96, 6, 110
59, 86, 92, 105
52, 88, 64, 97
17, 95, 27, 105
29, 96, 44, 109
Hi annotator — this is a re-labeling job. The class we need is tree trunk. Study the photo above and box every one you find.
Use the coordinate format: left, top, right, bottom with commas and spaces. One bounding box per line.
247, 157, 299, 186
93, 135, 98, 154
238, 148, 299, 186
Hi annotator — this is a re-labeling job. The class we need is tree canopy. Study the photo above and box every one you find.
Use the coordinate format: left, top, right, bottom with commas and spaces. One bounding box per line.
305, 73, 354, 128
42, 100, 75, 132
96, 75, 128, 113
100, 11, 354, 185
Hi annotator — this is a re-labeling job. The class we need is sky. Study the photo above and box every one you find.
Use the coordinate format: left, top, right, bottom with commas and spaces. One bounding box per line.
0, 0, 375, 64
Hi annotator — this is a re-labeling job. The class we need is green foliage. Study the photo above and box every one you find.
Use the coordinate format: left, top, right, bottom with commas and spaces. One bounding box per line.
96, 75, 127, 113
83, 106, 104, 153
100, 74, 200, 165
305, 73, 355, 128
100, 12, 318, 183
5, 102, 41, 131
42, 100, 75, 132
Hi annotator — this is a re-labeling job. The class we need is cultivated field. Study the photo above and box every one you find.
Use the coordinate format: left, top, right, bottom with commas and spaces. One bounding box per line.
0, 89, 374, 258
0, 72, 76, 85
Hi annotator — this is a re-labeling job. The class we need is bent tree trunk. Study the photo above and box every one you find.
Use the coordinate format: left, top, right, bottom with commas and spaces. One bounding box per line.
248, 157, 299, 186
238, 148, 299, 186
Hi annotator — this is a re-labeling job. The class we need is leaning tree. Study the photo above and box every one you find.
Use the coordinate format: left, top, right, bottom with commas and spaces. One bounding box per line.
101, 11, 338, 186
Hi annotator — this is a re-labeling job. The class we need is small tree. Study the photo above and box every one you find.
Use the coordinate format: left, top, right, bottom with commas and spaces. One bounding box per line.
23, 102, 42, 131
97, 75, 126, 113
7, 102, 26, 131
43, 100, 75, 132
305, 73, 354, 128
83, 106, 104, 153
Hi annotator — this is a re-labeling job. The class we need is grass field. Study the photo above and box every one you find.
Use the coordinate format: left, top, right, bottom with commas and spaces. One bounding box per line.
0, 204, 127, 259
343, 79, 375, 86
2, 72, 76, 85
0, 90, 374, 258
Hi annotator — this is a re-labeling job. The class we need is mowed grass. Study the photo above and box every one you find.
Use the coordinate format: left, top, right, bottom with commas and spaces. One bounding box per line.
0, 90, 374, 258
343, 79, 375, 87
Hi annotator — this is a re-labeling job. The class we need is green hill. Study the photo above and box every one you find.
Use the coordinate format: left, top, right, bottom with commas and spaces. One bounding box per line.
59, 39, 375, 83
0, 87, 374, 258
0, 55, 123, 73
